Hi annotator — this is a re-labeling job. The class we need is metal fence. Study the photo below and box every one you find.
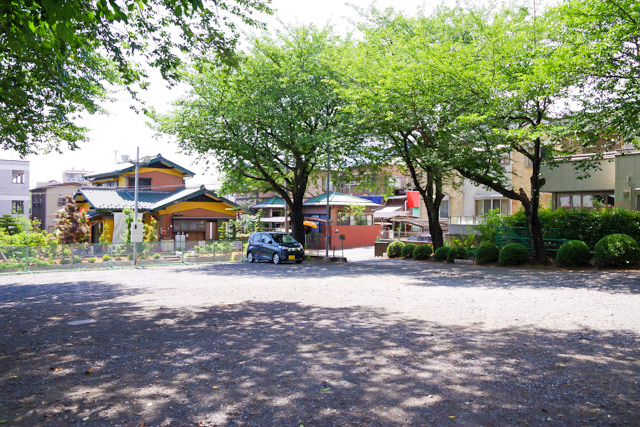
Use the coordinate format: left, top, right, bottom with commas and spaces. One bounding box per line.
0, 240, 248, 274
304, 234, 345, 258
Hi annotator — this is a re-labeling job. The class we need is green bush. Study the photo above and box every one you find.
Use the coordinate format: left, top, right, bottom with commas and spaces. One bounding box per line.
386, 241, 405, 258
413, 244, 433, 260
476, 243, 500, 265
62, 248, 71, 257
87, 257, 96, 263
60, 259, 70, 265
498, 243, 529, 266
433, 246, 450, 261
127, 254, 133, 260
102, 255, 111, 262
72, 255, 82, 263
447, 246, 468, 263
593, 233, 640, 268
402, 243, 417, 259
556, 240, 591, 267
153, 253, 162, 260
114, 256, 122, 261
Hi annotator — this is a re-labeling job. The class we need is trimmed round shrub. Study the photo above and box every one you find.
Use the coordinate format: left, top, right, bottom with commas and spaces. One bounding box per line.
593, 233, 640, 268
556, 240, 591, 267
72, 255, 82, 263
498, 243, 529, 266
126, 254, 133, 260
87, 257, 96, 264
102, 254, 111, 262
60, 259, 70, 265
413, 244, 433, 260
433, 246, 450, 261
153, 253, 162, 260
476, 243, 500, 265
447, 246, 468, 263
387, 241, 405, 258
402, 243, 417, 259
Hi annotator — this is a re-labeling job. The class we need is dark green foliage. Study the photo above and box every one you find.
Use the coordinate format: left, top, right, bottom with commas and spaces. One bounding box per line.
402, 243, 417, 258
593, 234, 640, 268
72, 255, 82, 263
433, 246, 450, 261
0, 214, 21, 235
447, 246, 468, 263
413, 244, 433, 260
127, 254, 134, 261
505, 208, 640, 245
498, 243, 529, 266
555, 240, 591, 267
476, 243, 500, 265
387, 240, 405, 258
153, 253, 162, 260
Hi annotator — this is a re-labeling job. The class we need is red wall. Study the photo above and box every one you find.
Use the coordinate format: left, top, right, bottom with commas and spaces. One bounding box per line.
328, 224, 383, 249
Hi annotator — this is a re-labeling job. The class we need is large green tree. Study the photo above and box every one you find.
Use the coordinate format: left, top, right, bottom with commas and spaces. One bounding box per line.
548, 0, 640, 143
0, 0, 270, 156
155, 26, 357, 244
343, 8, 469, 249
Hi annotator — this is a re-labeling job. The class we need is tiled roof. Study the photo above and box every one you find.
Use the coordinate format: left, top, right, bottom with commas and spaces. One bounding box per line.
250, 196, 286, 209
84, 154, 195, 180
303, 192, 381, 207
77, 188, 172, 210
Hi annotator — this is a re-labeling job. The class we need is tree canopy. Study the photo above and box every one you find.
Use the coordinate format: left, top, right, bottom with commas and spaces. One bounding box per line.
155, 26, 358, 243
0, 0, 271, 156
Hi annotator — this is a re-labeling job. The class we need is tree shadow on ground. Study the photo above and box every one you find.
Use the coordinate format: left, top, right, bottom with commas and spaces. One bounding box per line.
0, 281, 638, 425
183, 259, 640, 294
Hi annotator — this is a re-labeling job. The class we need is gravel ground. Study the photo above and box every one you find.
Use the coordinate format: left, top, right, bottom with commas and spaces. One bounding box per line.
0, 259, 639, 426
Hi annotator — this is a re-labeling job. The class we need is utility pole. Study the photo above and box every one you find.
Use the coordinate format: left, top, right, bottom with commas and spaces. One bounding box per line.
133, 147, 139, 266
325, 142, 331, 260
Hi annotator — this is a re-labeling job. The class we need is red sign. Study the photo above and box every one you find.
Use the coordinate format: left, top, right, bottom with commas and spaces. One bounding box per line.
161, 228, 167, 235
406, 191, 420, 208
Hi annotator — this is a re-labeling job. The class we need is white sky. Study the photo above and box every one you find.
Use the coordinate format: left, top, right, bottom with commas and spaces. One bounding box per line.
8, 0, 445, 188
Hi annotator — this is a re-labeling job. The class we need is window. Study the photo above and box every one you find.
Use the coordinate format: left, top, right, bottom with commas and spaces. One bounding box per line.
499, 153, 511, 165
12, 200, 24, 214
58, 198, 67, 207
66, 174, 75, 181
96, 181, 117, 187
12, 171, 24, 184
439, 200, 449, 219
321, 180, 334, 192
558, 193, 614, 209
128, 177, 152, 188
475, 198, 510, 216
32, 196, 41, 207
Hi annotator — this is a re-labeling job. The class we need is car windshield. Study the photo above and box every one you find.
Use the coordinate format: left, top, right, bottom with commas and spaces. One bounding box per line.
270, 233, 297, 244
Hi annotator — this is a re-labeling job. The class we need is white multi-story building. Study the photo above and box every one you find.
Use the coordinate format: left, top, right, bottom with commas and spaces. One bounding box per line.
0, 159, 30, 217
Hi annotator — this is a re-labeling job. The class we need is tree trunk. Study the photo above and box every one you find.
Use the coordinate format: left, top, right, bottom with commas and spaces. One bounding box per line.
288, 197, 306, 245
526, 139, 548, 264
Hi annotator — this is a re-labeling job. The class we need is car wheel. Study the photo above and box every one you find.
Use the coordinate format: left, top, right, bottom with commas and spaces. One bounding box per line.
295, 259, 303, 264
272, 253, 281, 265
247, 252, 255, 263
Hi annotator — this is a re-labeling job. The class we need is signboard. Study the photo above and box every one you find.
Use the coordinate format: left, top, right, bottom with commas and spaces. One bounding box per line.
198, 241, 206, 247
161, 228, 167, 235
232, 240, 243, 250
131, 220, 144, 243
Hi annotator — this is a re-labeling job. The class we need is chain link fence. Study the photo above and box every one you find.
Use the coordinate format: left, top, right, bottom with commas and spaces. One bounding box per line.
0, 240, 248, 274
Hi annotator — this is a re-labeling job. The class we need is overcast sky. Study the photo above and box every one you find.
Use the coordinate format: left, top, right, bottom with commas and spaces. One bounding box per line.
9, 0, 450, 188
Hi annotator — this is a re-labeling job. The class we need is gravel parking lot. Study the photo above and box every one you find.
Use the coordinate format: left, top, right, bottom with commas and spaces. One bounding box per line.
1, 259, 639, 425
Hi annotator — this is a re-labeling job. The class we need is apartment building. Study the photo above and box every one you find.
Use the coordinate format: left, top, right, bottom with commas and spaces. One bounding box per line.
31, 182, 83, 232
0, 159, 30, 217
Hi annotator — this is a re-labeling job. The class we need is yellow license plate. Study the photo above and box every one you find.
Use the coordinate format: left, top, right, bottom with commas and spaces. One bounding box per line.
288, 255, 295, 260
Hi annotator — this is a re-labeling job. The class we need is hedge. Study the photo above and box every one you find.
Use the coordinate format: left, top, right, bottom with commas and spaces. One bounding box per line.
593, 233, 640, 268
402, 243, 417, 259
476, 243, 500, 264
387, 241, 405, 258
447, 246, 468, 263
498, 243, 529, 266
433, 246, 450, 261
555, 240, 591, 267
413, 244, 433, 260
503, 208, 640, 245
